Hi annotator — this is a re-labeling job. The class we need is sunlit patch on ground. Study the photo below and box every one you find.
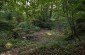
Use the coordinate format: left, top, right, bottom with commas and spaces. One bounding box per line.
45, 31, 56, 36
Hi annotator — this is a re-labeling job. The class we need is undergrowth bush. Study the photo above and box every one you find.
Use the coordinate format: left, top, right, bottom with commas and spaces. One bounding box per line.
29, 35, 85, 55
33, 19, 56, 30
0, 31, 8, 39
17, 21, 40, 33
0, 21, 14, 31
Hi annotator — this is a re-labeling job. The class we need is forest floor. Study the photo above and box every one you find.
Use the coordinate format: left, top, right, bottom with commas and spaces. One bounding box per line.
1, 29, 85, 55
1, 29, 62, 55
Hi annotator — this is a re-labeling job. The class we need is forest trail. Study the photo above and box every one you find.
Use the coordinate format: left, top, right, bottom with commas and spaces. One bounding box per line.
0, 29, 58, 55
18, 29, 58, 55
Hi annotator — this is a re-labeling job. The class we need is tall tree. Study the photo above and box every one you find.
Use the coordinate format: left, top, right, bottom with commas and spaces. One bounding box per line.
62, 0, 81, 40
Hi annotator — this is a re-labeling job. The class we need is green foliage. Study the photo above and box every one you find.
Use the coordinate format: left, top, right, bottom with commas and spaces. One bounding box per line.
17, 21, 40, 33
0, 38, 35, 53
8, 39, 32, 47
29, 35, 85, 55
0, 21, 14, 31
76, 12, 85, 36
2, 11, 13, 20
0, 0, 85, 54
33, 19, 56, 30
0, 31, 8, 39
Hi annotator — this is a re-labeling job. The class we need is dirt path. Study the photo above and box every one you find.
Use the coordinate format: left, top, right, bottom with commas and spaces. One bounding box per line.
18, 29, 57, 55
0, 29, 57, 55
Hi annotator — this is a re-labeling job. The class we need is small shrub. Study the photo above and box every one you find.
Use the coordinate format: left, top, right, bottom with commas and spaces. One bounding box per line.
75, 12, 85, 35
0, 31, 8, 39
33, 19, 56, 30
17, 21, 40, 33
0, 21, 14, 31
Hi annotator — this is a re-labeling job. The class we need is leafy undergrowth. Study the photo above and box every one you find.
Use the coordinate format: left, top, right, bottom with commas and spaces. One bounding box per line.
0, 29, 58, 54
28, 36, 85, 55
17, 30, 85, 55
0, 39, 35, 53
0, 30, 85, 55
29, 43, 85, 55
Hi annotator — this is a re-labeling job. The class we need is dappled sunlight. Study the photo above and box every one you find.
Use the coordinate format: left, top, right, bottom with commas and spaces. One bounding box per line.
45, 31, 53, 36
